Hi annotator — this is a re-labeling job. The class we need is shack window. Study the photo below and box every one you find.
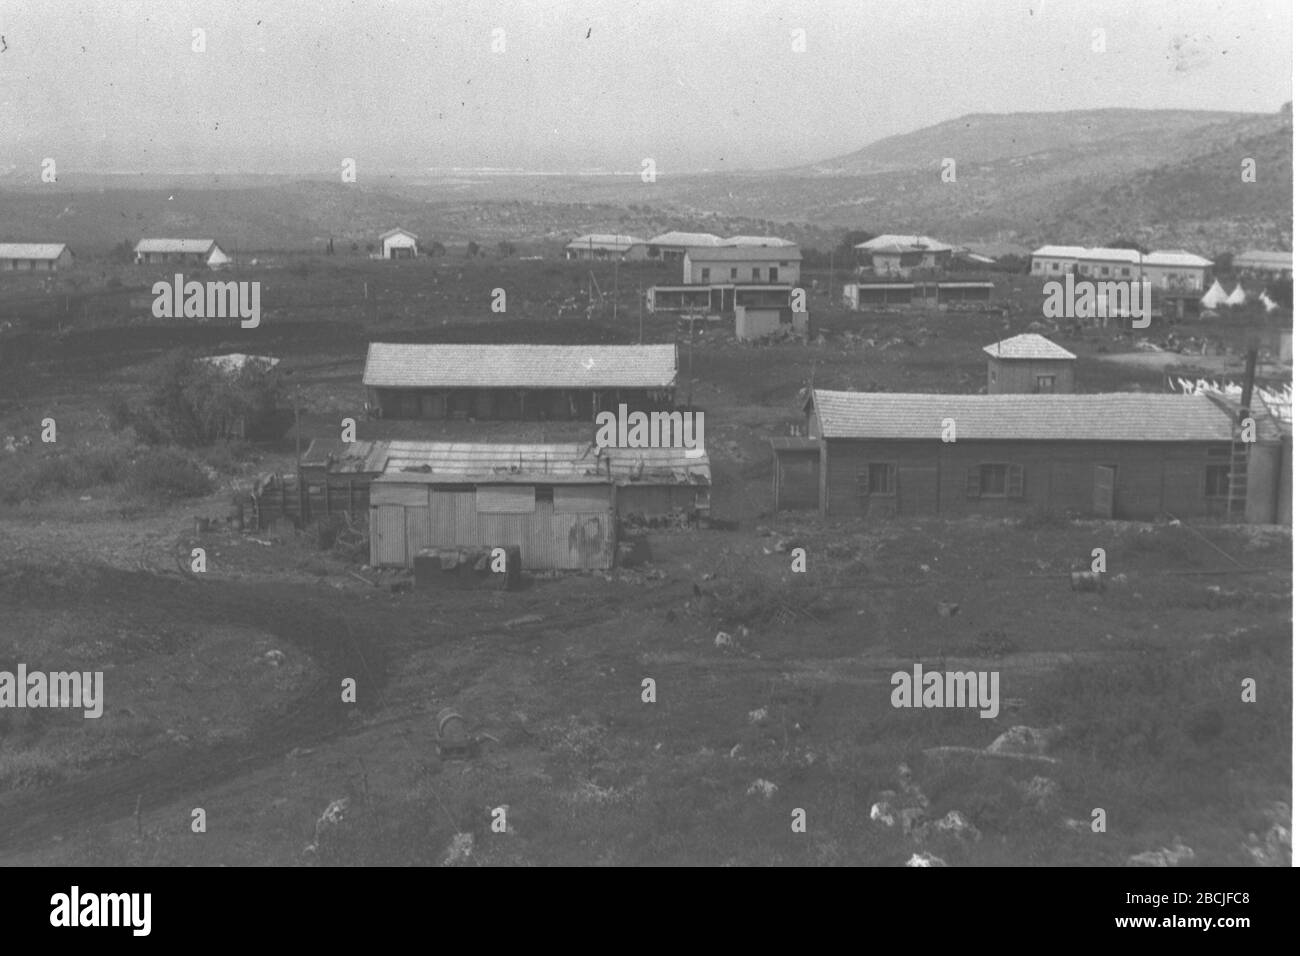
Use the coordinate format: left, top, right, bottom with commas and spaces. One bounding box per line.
535, 485, 554, 504
769, 267, 778, 281
730, 267, 738, 279
967, 463, 1024, 498
752, 268, 761, 281
1204, 464, 1231, 498
1034, 375, 1056, 393
857, 463, 896, 497
476, 485, 535, 513
701, 267, 710, 282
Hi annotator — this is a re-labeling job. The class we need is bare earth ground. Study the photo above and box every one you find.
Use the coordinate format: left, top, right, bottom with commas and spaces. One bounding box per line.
0, 257, 1290, 865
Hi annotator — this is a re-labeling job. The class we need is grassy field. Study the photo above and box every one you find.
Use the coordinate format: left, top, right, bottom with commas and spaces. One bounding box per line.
0, 254, 1290, 866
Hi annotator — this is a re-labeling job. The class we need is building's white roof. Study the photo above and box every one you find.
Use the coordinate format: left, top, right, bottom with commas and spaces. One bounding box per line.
134, 239, 220, 254
686, 245, 803, 262
1078, 247, 1143, 264
363, 343, 678, 389
649, 232, 724, 247
856, 234, 953, 254
1236, 250, 1292, 268
0, 243, 70, 259
983, 333, 1077, 361
723, 236, 797, 247
379, 228, 418, 242
566, 234, 646, 249
1144, 250, 1213, 268
1032, 245, 1089, 259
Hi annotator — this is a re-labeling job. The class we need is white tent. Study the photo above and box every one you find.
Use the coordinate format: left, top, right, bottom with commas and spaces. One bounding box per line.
1199, 279, 1229, 310
1260, 291, 1280, 313
1224, 282, 1248, 307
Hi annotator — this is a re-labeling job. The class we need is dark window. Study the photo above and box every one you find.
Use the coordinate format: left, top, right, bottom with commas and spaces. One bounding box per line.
1121, 267, 1130, 277
1034, 375, 1056, 393
730, 267, 737, 279
1205, 464, 1231, 497
752, 267, 761, 281
857, 463, 896, 497
535, 485, 555, 504
701, 267, 710, 282
767, 267, 777, 281
967, 463, 1024, 498
1052, 262, 1060, 271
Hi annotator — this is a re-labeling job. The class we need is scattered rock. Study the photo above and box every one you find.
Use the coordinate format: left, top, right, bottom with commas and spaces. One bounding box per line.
747, 778, 778, 799
714, 631, 734, 648
870, 801, 896, 827
906, 851, 947, 867
987, 725, 1061, 757
927, 810, 981, 842
442, 832, 474, 866
747, 707, 768, 723
504, 614, 544, 628
262, 649, 285, 667
1127, 839, 1195, 867
1017, 775, 1060, 809
937, 602, 960, 617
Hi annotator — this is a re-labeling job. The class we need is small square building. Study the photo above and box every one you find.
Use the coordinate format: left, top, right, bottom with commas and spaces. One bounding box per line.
984, 333, 1076, 394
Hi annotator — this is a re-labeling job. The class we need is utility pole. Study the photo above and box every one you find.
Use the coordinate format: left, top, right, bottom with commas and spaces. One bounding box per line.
614, 250, 620, 322
638, 282, 643, 343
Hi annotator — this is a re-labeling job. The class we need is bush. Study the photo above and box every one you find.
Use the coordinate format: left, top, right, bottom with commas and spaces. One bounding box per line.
0, 445, 129, 505
124, 448, 214, 499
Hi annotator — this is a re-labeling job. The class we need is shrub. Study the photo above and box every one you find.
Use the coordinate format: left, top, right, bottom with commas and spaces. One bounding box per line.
124, 448, 214, 499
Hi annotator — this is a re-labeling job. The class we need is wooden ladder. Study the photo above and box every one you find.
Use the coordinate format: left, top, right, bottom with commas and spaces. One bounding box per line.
1225, 436, 1250, 520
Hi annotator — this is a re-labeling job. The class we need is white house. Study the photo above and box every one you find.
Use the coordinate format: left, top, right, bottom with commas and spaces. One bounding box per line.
0, 243, 74, 272
378, 228, 419, 259
134, 239, 230, 268
1030, 245, 1089, 276
682, 245, 802, 286
647, 231, 723, 263
855, 235, 954, 277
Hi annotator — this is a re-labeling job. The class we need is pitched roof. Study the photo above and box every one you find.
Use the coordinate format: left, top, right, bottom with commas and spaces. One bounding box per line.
1079, 247, 1143, 264
133, 238, 219, 254
362, 343, 678, 389
1236, 250, 1292, 268
856, 234, 953, 254
1032, 245, 1089, 258
983, 333, 1077, 361
648, 232, 724, 247
1145, 250, 1212, 268
723, 236, 797, 247
566, 234, 646, 249
379, 228, 418, 241
811, 390, 1233, 442
369, 441, 709, 486
0, 243, 70, 260
686, 245, 802, 262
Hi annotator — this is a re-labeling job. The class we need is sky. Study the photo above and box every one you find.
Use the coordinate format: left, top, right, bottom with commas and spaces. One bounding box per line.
0, 0, 1292, 175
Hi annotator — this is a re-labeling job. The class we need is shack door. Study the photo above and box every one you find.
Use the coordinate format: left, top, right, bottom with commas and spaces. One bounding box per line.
374, 504, 408, 567
897, 464, 938, 515
1092, 465, 1116, 519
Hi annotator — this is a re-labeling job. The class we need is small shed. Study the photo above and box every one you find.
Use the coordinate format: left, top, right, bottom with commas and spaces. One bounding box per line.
0, 243, 74, 272
134, 239, 230, 268
736, 306, 807, 341
984, 334, 1077, 394
379, 228, 419, 259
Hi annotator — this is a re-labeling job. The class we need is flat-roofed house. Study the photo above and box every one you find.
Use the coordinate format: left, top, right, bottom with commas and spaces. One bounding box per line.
134, 239, 230, 268
362, 343, 678, 421
856, 235, 954, 277
794, 389, 1258, 521
984, 334, 1076, 394
565, 234, 650, 261
367, 441, 711, 570
1141, 250, 1213, 292
0, 243, 73, 272
379, 228, 419, 259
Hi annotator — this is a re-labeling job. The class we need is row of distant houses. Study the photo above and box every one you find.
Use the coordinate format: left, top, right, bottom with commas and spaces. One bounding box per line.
564, 232, 797, 262
0, 239, 231, 271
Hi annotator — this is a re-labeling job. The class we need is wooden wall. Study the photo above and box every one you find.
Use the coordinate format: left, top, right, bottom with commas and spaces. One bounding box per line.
987, 358, 1076, 394
822, 438, 1231, 521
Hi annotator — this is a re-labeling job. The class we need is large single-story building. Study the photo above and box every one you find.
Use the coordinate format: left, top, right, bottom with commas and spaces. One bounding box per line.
984, 334, 1077, 394
855, 235, 954, 277
842, 280, 993, 310
0, 243, 74, 272
1030, 246, 1212, 291
362, 343, 678, 420
134, 239, 230, 268
367, 441, 711, 570
1235, 250, 1292, 279
378, 228, 419, 259
565, 235, 650, 261
785, 389, 1282, 522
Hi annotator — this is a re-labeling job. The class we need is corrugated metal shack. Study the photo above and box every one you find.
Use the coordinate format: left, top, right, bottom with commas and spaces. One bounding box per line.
368, 441, 712, 570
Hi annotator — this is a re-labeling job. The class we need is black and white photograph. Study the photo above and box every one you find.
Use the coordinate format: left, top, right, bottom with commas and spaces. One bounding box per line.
0, 0, 1293, 897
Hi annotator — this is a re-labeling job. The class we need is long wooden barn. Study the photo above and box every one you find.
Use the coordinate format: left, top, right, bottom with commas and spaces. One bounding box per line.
781, 389, 1288, 523
362, 343, 678, 421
